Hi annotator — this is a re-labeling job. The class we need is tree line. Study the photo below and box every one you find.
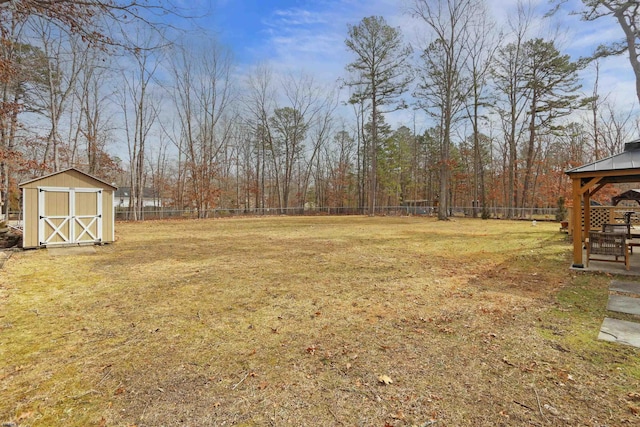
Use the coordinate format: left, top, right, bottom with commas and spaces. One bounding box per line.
1, 0, 639, 220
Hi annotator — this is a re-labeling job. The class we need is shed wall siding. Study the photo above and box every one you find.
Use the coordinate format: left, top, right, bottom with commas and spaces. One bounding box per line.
23, 188, 38, 248
102, 191, 114, 242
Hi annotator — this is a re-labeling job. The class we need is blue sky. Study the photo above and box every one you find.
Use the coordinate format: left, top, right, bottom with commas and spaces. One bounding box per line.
207, 0, 401, 78
206, 0, 615, 61
199, 0, 636, 112
126, 0, 633, 144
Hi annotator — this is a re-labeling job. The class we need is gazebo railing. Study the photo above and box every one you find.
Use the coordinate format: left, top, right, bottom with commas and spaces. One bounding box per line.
568, 206, 640, 236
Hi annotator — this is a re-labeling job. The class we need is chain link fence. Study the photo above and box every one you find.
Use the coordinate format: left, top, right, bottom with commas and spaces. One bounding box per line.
112, 206, 560, 221
3, 206, 559, 223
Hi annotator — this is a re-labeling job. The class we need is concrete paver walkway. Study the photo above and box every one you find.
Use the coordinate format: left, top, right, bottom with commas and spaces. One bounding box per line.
599, 318, 640, 347
607, 295, 640, 316
610, 280, 640, 294
599, 280, 640, 348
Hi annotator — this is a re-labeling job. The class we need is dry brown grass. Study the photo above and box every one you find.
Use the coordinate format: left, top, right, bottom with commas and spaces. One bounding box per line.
0, 216, 639, 426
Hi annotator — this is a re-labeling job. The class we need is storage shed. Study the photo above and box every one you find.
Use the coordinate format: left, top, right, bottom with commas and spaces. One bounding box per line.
19, 168, 117, 249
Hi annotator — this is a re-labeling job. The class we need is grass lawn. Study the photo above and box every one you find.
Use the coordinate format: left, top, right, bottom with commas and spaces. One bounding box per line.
1, 216, 639, 426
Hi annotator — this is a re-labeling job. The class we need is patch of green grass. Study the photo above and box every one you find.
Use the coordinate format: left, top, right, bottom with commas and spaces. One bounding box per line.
557, 275, 610, 314
538, 270, 640, 403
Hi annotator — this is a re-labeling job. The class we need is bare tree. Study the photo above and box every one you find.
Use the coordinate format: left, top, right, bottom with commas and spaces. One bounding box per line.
0, 16, 36, 217
412, 0, 474, 220
555, 0, 640, 106
244, 63, 276, 211
147, 137, 170, 210
73, 50, 114, 175
168, 38, 235, 217
30, 18, 87, 170
598, 99, 636, 156
0, 0, 189, 218
274, 72, 336, 211
351, 99, 368, 210
300, 84, 338, 209
119, 31, 162, 220
323, 128, 356, 209
491, 3, 532, 218
462, 0, 498, 217
269, 106, 305, 210
0, 1, 184, 46
590, 60, 603, 159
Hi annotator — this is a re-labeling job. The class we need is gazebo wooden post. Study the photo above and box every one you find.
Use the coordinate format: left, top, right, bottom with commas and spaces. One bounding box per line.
572, 178, 584, 267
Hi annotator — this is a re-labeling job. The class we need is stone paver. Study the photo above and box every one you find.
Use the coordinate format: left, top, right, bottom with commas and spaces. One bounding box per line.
599, 281, 640, 348
610, 280, 640, 295
607, 294, 640, 316
598, 317, 640, 348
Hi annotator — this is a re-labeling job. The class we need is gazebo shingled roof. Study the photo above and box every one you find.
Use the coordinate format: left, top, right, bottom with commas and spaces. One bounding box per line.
565, 140, 640, 268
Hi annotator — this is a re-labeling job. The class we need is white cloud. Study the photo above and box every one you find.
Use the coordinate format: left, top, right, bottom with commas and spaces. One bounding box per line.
269, 8, 328, 26
253, 1, 413, 78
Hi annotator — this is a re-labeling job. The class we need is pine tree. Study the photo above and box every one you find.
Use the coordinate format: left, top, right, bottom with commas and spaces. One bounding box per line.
344, 16, 412, 215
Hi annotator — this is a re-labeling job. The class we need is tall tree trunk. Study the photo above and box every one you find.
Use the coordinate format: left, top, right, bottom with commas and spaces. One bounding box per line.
369, 93, 377, 215
522, 96, 537, 212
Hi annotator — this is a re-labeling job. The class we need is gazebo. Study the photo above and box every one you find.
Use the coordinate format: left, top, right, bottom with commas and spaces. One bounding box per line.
565, 140, 640, 268
611, 189, 640, 206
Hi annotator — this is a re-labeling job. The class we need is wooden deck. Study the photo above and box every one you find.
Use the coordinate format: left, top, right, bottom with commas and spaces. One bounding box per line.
575, 247, 640, 276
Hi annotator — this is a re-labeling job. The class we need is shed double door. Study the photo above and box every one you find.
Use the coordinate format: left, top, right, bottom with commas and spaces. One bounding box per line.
38, 187, 103, 246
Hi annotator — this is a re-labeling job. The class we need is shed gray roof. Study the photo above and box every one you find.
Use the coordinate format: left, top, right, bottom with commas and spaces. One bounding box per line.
566, 140, 640, 174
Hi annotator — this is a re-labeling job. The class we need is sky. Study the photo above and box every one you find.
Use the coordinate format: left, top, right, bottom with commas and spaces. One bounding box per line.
185, 0, 638, 132
208, 0, 400, 80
